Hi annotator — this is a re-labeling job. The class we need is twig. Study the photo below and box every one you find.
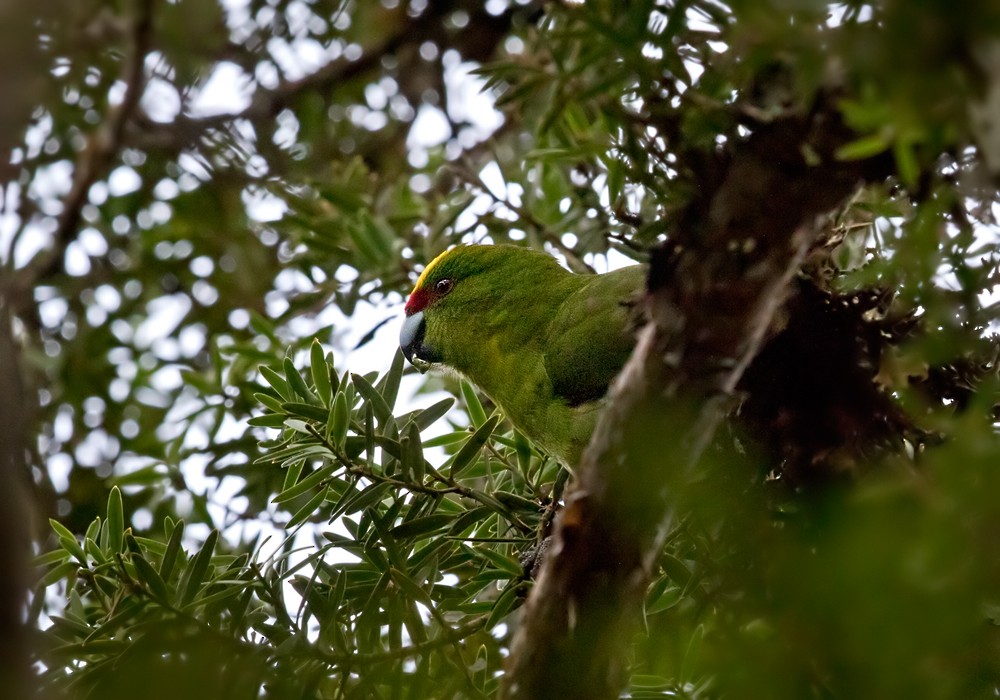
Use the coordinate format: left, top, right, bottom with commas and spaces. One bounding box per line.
303, 424, 533, 533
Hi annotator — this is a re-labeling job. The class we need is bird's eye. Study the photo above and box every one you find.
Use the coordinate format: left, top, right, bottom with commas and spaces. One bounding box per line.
434, 278, 454, 295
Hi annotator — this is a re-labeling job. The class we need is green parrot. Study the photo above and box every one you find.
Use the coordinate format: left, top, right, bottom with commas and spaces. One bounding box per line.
399, 244, 645, 466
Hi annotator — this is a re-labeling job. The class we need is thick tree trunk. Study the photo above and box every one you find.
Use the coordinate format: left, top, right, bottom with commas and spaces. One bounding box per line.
502, 108, 890, 700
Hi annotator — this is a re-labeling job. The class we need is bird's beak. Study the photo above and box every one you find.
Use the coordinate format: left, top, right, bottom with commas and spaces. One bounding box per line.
400, 311, 440, 372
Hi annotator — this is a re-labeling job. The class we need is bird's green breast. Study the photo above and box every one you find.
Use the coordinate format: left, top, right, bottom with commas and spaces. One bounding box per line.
416, 245, 644, 465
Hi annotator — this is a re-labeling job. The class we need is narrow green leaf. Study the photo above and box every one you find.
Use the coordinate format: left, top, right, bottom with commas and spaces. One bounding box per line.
390, 567, 433, 606
369, 509, 406, 570
254, 391, 285, 414
486, 581, 522, 629
513, 430, 533, 476
461, 381, 487, 428
160, 519, 185, 581
282, 461, 304, 492
248, 413, 287, 428
287, 486, 330, 529
127, 535, 170, 602
364, 403, 375, 471
376, 349, 405, 413
359, 569, 392, 624
106, 486, 124, 555
493, 491, 541, 511
329, 391, 350, 448
390, 514, 454, 540
34, 549, 70, 567
272, 464, 337, 504
255, 443, 328, 465
364, 212, 394, 260
338, 366, 352, 394
411, 397, 455, 430
284, 418, 312, 434
49, 518, 76, 542
40, 561, 78, 588
84, 516, 101, 544
130, 537, 166, 556
84, 538, 106, 564
474, 546, 523, 577
259, 365, 291, 400
125, 532, 142, 554
835, 132, 890, 161
893, 138, 919, 188
349, 481, 395, 515
447, 506, 493, 536
49, 615, 91, 637
310, 340, 333, 404
180, 529, 219, 605
449, 415, 500, 478
54, 531, 87, 566
284, 357, 320, 405
188, 584, 244, 611
645, 585, 683, 615
423, 431, 472, 448
605, 154, 624, 205
333, 481, 393, 519
349, 216, 387, 266
660, 553, 693, 587
281, 401, 330, 423
329, 570, 347, 612
352, 373, 392, 426
400, 421, 425, 483
375, 434, 402, 460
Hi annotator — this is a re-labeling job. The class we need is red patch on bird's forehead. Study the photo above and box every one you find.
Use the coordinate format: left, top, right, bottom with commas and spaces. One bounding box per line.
405, 248, 454, 316
405, 288, 431, 316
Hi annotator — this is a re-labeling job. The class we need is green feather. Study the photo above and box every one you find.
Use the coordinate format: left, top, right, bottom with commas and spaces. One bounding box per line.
409, 245, 644, 465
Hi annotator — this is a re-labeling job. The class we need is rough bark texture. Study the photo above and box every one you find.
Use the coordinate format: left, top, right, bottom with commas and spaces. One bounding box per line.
502, 106, 891, 700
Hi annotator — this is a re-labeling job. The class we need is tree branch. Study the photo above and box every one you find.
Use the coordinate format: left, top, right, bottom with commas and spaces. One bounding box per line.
502, 104, 892, 699
128, 18, 417, 150
125, 1, 543, 157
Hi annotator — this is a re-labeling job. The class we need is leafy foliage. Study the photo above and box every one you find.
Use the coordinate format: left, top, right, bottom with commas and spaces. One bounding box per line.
8, 0, 1000, 698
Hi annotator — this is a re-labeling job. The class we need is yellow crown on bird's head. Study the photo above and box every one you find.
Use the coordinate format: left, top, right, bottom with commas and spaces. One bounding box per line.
412, 247, 454, 293
406, 247, 458, 315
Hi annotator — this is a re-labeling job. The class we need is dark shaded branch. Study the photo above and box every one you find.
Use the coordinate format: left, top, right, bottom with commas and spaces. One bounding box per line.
6, 0, 153, 310
0, 302, 31, 698
129, 16, 419, 150
502, 104, 892, 699
126, 1, 543, 157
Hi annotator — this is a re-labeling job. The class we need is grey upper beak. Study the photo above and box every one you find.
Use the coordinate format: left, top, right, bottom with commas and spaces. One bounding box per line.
400, 311, 423, 363
400, 311, 440, 370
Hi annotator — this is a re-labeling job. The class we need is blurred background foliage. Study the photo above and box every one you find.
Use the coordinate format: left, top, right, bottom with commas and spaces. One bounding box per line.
3, 0, 1000, 697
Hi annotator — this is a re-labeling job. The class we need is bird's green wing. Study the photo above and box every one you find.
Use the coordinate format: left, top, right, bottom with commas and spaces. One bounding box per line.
544, 265, 645, 406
